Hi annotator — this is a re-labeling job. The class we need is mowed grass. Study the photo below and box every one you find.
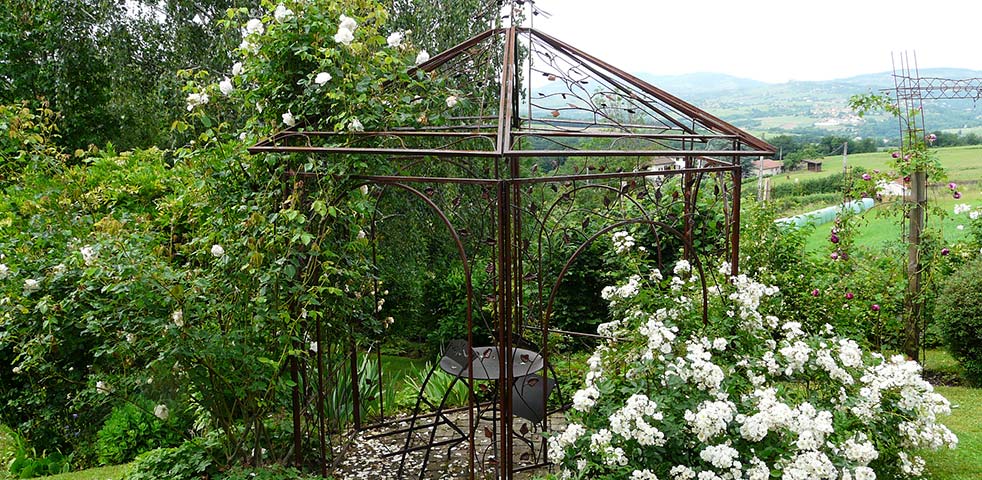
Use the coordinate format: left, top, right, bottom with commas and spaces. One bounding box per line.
33, 465, 130, 480
922, 386, 982, 480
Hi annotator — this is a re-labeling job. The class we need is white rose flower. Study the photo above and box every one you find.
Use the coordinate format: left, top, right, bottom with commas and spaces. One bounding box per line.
415, 50, 430, 65
210, 244, 225, 257
349, 118, 364, 132
219, 77, 233, 96
80, 245, 97, 265
154, 404, 170, 420
273, 4, 293, 23
239, 39, 258, 54
172, 309, 184, 328
244, 18, 264, 36
314, 72, 332, 85
186, 92, 210, 111
386, 31, 403, 48
445, 95, 459, 108
333, 28, 354, 45
23, 278, 40, 294
231, 62, 244, 76
95, 380, 112, 394
338, 14, 357, 32
52, 263, 66, 275
0, 263, 8, 280
282, 111, 296, 127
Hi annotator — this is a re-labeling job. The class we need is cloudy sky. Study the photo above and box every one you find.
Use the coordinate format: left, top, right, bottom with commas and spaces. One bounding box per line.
525, 0, 982, 83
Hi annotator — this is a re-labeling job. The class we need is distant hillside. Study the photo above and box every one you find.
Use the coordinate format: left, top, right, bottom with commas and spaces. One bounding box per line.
529, 69, 982, 140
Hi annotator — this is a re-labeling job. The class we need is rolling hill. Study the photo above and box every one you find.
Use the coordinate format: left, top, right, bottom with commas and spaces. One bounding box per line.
529, 68, 982, 140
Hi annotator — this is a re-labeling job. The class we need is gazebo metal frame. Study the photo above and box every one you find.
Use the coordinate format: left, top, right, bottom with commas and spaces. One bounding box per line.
249, 23, 774, 480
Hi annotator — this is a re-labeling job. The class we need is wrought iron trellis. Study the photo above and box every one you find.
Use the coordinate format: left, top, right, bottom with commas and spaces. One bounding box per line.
249, 22, 774, 480
886, 52, 982, 361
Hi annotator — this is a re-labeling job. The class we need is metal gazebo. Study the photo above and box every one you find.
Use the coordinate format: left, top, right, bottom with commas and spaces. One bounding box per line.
249, 23, 774, 480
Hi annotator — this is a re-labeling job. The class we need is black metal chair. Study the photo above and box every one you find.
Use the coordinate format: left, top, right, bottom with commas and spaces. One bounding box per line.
393, 339, 471, 480
512, 373, 557, 424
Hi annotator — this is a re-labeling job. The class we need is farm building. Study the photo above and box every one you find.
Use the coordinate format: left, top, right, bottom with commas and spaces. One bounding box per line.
804, 159, 823, 172
748, 159, 784, 177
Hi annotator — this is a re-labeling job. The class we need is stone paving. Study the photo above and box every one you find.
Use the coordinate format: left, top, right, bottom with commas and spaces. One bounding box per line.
337, 409, 567, 479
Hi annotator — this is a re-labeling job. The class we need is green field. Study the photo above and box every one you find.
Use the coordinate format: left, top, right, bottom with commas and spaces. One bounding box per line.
771, 145, 982, 187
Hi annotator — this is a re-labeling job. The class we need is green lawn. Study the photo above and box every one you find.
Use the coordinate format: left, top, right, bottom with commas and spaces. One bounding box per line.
802, 183, 981, 253
33, 465, 130, 480
922, 386, 982, 480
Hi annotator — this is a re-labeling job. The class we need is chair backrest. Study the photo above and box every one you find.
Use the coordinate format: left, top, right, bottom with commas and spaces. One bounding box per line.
439, 339, 472, 376
511, 374, 557, 424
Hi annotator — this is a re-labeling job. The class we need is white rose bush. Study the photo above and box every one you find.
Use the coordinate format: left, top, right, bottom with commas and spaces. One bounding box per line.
549, 246, 957, 479
177, 0, 456, 151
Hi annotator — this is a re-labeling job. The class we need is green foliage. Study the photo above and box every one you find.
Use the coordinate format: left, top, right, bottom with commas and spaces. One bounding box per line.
123, 434, 220, 480
8, 451, 72, 479
220, 465, 333, 480
95, 399, 183, 465
6, 431, 72, 478
935, 257, 982, 386
403, 362, 471, 409
0, 101, 71, 185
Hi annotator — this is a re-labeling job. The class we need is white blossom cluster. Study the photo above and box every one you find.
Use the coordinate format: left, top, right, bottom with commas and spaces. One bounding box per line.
726, 273, 778, 329
571, 385, 600, 412
684, 399, 735, 442
609, 394, 666, 446
669, 340, 725, 393
788, 403, 834, 450
638, 314, 677, 361
612, 230, 636, 254
186, 92, 210, 112
547, 422, 585, 463
551, 264, 957, 480
601, 274, 641, 306
838, 433, 878, 465
737, 388, 793, 442
780, 451, 836, 480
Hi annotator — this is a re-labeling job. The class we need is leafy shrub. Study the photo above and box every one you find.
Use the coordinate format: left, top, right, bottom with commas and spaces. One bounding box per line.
8, 451, 71, 478
935, 257, 982, 386
6, 432, 72, 479
220, 465, 333, 480
96, 398, 183, 465
769, 168, 867, 199
124, 434, 219, 480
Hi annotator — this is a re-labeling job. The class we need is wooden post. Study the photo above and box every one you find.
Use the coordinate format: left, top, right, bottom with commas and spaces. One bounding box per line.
904, 169, 926, 360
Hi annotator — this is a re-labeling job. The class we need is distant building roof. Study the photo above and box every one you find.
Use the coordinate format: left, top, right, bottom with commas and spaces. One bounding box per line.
750, 159, 784, 170
803, 159, 823, 165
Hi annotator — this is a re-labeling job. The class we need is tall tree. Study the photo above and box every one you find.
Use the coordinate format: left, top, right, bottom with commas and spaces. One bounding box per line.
0, 0, 258, 150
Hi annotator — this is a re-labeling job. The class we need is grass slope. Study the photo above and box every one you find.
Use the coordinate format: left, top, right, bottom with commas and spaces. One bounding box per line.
771, 145, 982, 187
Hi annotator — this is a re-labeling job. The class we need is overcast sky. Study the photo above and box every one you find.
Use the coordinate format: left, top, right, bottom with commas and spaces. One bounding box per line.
525, 0, 982, 84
